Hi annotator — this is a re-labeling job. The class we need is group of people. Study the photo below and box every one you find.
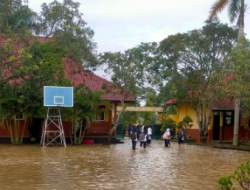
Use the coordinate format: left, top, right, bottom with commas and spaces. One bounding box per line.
128, 124, 152, 150
128, 124, 185, 150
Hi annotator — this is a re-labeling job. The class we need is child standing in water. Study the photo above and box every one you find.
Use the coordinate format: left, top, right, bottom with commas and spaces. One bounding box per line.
177, 127, 184, 148
139, 129, 148, 149
130, 125, 138, 150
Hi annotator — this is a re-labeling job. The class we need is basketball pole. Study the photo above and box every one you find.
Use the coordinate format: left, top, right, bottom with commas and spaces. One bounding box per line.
41, 107, 66, 148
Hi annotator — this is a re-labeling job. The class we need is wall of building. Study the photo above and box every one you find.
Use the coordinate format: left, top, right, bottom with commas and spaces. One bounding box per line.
0, 103, 113, 142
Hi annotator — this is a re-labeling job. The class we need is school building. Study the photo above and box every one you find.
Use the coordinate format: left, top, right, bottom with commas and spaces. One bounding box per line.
0, 36, 135, 143
164, 98, 250, 142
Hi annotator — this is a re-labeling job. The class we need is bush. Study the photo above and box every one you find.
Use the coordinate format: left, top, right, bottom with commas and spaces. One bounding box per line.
160, 118, 176, 133
218, 161, 250, 190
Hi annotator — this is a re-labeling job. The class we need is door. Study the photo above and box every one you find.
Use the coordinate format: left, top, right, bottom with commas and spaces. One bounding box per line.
213, 112, 220, 140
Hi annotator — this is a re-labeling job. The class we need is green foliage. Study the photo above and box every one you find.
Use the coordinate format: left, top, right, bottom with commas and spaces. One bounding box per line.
0, 0, 38, 34
183, 115, 193, 124
226, 38, 250, 109
0, 0, 99, 145
38, 0, 98, 67
154, 20, 238, 141
218, 176, 235, 190
63, 84, 102, 145
177, 121, 183, 128
0, 83, 27, 145
160, 118, 176, 133
176, 116, 193, 138
165, 106, 177, 115
209, 0, 244, 25
218, 161, 250, 190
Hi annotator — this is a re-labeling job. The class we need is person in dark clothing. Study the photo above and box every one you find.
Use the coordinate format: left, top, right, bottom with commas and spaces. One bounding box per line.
131, 125, 138, 150
128, 124, 133, 137
177, 127, 184, 148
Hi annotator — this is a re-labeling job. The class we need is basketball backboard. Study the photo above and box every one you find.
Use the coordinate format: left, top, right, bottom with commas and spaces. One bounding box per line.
44, 86, 73, 107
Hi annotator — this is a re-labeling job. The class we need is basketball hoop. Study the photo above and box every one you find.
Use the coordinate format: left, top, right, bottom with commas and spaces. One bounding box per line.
41, 86, 74, 148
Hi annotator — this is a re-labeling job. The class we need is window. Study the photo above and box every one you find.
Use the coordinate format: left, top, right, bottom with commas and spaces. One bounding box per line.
224, 111, 234, 126
96, 105, 105, 121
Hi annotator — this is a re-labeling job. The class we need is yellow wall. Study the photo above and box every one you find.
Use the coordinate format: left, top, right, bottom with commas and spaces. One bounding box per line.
158, 104, 214, 130
177, 104, 199, 129
99, 103, 110, 122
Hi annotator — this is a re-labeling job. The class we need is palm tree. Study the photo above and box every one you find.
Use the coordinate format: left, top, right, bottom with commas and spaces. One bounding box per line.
64, 84, 102, 145
209, 0, 245, 146
0, 84, 28, 145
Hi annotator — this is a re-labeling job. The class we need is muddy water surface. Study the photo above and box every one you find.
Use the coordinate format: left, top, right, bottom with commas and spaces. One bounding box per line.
0, 139, 250, 190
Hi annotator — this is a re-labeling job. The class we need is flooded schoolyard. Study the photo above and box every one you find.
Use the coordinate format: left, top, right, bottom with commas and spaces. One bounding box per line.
0, 138, 249, 190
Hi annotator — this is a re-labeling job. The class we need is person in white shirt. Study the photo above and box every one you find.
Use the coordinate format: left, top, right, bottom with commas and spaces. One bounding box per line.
164, 127, 171, 147
139, 130, 148, 149
147, 126, 152, 144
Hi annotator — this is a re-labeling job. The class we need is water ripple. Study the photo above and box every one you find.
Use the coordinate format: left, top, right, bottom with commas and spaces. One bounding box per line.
0, 139, 249, 189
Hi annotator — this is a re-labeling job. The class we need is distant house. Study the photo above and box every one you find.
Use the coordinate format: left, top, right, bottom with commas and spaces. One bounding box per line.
165, 98, 249, 142
0, 36, 135, 143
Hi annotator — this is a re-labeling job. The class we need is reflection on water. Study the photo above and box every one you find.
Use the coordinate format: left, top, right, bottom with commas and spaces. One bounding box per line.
0, 139, 250, 190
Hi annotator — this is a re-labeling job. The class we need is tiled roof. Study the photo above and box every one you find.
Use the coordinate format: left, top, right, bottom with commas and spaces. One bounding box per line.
0, 35, 135, 102
63, 57, 135, 102
165, 98, 176, 105
211, 99, 235, 110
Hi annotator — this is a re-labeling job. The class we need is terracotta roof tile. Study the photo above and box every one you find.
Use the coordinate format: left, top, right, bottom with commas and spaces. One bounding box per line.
165, 98, 176, 105
0, 35, 135, 102
63, 57, 135, 102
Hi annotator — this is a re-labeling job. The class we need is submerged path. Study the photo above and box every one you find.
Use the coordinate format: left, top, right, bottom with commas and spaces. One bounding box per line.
0, 139, 249, 190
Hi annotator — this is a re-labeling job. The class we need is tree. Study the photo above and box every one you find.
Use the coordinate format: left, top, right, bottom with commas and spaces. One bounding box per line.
0, 0, 38, 34
0, 83, 28, 145
156, 21, 238, 142
99, 44, 153, 141
160, 118, 176, 133
177, 116, 193, 139
218, 161, 250, 190
225, 38, 250, 144
0, 0, 99, 144
38, 0, 98, 68
63, 84, 102, 145
209, 0, 246, 146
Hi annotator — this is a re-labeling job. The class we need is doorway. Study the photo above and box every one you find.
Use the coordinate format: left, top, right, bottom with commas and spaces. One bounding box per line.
213, 112, 220, 140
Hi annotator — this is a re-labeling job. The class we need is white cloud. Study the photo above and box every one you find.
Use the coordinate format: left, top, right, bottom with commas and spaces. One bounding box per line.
28, 0, 250, 80
29, 0, 250, 53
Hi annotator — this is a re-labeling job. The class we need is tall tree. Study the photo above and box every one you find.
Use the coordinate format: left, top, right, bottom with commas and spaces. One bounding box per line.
38, 0, 98, 68
209, 0, 246, 146
0, 0, 38, 34
0, 0, 99, 144
99, 44, 154, 140
156, 21, 238, 142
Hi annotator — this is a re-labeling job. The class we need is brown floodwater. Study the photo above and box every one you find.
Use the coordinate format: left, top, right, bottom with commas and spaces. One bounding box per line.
0, 138, 249, 190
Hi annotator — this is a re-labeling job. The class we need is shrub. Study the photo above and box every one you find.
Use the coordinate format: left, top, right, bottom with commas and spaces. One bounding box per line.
218, 161, 250, 190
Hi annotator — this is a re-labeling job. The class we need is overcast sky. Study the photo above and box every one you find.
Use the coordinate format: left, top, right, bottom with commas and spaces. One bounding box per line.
29, 0, 250, 53
29, 0, 250, 80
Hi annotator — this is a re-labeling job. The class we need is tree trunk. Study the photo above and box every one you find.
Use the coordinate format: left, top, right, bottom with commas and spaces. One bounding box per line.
200, 129, 208, 143
233, 0, 244, 146
233, 98, 241, 146
69, 123, 73, 145
73, 121, 76, 145
20, 119, 27, 144
77, 120, 83, 145
107, 101, 125, 144
80, 121, 90, 144
14, 116, 18, 145
6, 119, 14, 145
